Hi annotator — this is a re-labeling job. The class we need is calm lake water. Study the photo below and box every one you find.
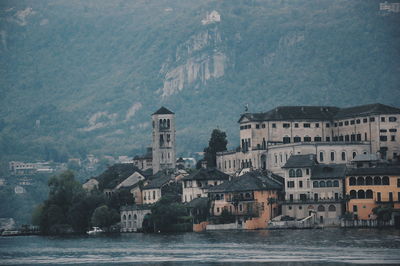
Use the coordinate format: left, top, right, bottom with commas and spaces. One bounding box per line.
1, 228, 400, 265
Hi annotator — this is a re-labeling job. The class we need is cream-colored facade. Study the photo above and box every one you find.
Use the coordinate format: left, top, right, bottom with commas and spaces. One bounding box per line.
217, 104, 400, 175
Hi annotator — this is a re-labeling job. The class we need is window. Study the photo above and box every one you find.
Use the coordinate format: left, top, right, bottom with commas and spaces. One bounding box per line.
350, 190, 357, 199
345, 121, 349, 126
357, 177, 365, 185
351, 134, 356, 141
339, 136, 344, 141
381, 117, 385, 122
391, 135, 396, 141
389, 129, 397, 132
341, 152, 346, 161
328, 205, 336, 212
319, 181, 326, 187
397, 178, 400, 188
314, 136, 322, 142
304, 123, 310, 128
333, 180, 339, 187
283, 136, 291, 144
299, 181, 303, 188
272, 123, 276, 128
389, 117, 397, 122
357, 134, 361, 141
363, 118, 368, 123
317, 205, 325, 212
366, 190, 373, 199
352, 152, 357, 159
339, 122, 343, 126
287, 181, 295, 188
315, 123, 319, 128
356, 119, 360, 124
330, 152, 335, 161
389, 192, 393, 202
350, 120, 355, 125
326, 137, 330, 142
326, 123, 330, 128
313, 181, 319, 188
380, 136, 387, 142
382, 176, 390, 185
334, 123, 338, 127
256, 124, 260, 129
319, 152, 324, 162
294, 136, 301, 143
289, 169, 295, 177
345, 135, 350, 141
262, 124, 266, 128
366, 176, 373, 185
370, 117, 375, 122
296, 169, 303, 177
349, 177, 356, 186
327, 181, 332, 187
304, 136, 311, 142
294, 123, 299, 128
306, 168, 310, 175
357, 190, 365, 199
377, 192, 381, 202
283, 123, 290, 128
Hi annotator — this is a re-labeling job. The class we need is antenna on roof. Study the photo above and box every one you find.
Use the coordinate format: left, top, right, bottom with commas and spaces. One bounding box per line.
244, 104, 249, 112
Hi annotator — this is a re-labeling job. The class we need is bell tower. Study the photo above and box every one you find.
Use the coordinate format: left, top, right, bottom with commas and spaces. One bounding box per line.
151, 107, 176, 174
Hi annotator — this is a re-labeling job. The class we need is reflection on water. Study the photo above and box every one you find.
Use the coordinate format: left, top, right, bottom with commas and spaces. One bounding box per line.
1, 228, 400, 265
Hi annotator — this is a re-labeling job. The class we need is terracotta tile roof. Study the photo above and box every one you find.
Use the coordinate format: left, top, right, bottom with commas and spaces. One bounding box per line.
282, 154, 318, 168
310, 164, 347, 180
346, 166, 400, 176
181, 168, 230, 181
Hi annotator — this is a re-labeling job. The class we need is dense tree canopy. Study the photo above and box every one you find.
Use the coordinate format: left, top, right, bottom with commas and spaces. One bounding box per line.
204, 129, 228, 168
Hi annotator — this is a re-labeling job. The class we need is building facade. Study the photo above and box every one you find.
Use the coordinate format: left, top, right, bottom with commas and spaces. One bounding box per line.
152, 107, 176, 174
120, 205, 151, 232
217, 104, 400, 175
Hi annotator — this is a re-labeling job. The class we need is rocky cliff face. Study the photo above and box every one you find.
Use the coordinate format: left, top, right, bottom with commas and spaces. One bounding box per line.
158, 24, 227, 98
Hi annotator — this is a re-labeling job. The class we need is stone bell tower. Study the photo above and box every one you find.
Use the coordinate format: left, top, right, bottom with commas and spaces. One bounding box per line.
151, 107, 176, 174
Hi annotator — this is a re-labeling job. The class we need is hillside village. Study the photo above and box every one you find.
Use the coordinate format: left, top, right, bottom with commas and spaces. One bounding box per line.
78, 104, 400, 232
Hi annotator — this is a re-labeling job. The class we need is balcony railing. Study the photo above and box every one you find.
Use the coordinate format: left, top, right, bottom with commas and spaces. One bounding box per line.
280, 198, 344, 204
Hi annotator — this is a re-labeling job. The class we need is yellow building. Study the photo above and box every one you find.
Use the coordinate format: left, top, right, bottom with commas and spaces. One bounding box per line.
207, 170, 283, 229
345, 166, 400, 220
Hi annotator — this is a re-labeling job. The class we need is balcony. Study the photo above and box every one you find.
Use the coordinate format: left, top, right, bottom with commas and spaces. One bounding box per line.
281, 198, 344, 205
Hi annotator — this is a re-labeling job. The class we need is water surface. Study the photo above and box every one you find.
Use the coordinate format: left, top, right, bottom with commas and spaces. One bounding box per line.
1, 228, 400, 265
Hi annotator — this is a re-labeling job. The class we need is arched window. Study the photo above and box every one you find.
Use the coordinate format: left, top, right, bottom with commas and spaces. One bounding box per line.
326, 181, 333, 187
313, 181, 319, 188
333, 180, 339, 187
317, 205, 325, 212
341, 152, 346, 161
294, 136, 301, 143
296, 169, 303, 177
357, 190, 365, 199
382, 176, 390, 185
357, 177, 365, 186
366, 190, 373, 199
159, 119, 162, 128
319, 181, 326, 187
352, 152, 357, 159
133, 214, 137, 220
374, 176, 382, 185
330, 152, 335, 161
128, 214, 132, 220
314, 136, 322, 142
289, 169, 295, 177
365, 176, 373, 185
123, 215, 127, 220
349, 177, 356, 186
283, 136, 291, 144
350, 190, 357, 199
319, 152, 324, 162
167, 119, 170, 128
245, 192, 251, 198
328, 205, 336, 212
304, 136, 311, 142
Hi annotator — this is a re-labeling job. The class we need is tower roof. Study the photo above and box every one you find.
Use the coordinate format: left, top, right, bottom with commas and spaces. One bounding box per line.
152, 106, 174, 115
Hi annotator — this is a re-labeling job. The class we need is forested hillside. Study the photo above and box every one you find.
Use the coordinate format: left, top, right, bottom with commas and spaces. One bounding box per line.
0, 0, 399, 164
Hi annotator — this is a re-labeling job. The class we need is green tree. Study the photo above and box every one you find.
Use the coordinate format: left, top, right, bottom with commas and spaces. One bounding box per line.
373, 205, 393, 224
150, 195, 187, 232
203, 129, 228, 168
91, 205, 120, 230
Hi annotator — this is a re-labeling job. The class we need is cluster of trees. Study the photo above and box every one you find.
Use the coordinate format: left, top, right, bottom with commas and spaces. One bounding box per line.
32, 171, 126, 235
200, 129, 228, 169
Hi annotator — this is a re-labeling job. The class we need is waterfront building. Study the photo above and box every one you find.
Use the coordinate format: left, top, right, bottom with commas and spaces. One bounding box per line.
152, 107, 176, 174
345, 164, 400, 220
207, 170, 283, 229
217, 103, 400, 175
141, 172, 175, 204
181, 168, 229, 203
120, 205, 151, 232
281, 154, 345, 225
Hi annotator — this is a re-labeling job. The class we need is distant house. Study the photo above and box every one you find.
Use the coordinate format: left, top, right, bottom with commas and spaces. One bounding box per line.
82, 178, 99, 191
142, 173, 174, 204
133, 147, 153, 171
181, 168, 230, 203
281, 154, 346, 225
207, 170, 283, 229
120, 205, 151, 232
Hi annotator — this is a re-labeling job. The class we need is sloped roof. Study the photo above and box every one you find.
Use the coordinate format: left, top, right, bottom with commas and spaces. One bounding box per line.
239, 103, 400, 123
207, 170, 283, 193
352, 154, 380, 162
97, 163, 142, 189
282, 154, 318, 168
346, 166, 400, 176
152, 106, 174, 115
186, 197, 209, 209
143, 174, 173, 189
311, 164, 347, 180
115, 172, 145, 190
334, 103, 400, 119
181, 168, 230, 181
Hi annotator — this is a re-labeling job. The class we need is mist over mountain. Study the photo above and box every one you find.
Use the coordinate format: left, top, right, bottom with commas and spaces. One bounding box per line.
0, 0, 399, 164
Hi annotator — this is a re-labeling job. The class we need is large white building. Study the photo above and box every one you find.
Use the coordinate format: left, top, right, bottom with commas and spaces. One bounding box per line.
217, 103, 400, 175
